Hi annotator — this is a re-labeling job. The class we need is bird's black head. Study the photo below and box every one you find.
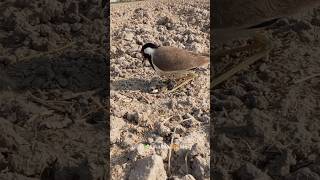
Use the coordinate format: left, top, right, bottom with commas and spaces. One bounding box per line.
141, 43, 159, 60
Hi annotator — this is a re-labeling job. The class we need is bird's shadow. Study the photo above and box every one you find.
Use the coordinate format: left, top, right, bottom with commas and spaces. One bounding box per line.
111, 77, 165, 92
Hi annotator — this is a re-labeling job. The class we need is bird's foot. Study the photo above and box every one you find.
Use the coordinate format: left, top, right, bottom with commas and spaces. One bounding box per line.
164, 73, 197, 94
167, 80, 176, 90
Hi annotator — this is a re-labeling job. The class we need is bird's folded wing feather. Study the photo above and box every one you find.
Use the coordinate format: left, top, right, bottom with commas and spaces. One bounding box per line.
153, 47, 209, 72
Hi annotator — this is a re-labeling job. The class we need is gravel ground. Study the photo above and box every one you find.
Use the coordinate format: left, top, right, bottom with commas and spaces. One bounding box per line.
110, 0, 210, 179
0, 0, 107, 179
212, 5, 320, 180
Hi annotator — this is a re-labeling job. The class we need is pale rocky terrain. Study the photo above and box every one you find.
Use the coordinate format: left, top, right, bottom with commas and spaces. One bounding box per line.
110, 0, 210, 179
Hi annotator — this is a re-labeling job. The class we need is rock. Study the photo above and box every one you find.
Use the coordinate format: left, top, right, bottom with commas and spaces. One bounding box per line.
151, 141, 169, 160
71, 23, 82, 32
256, 96, 269, 109
245, 109, 274, 138
311, 17, 320, 26
124, 32, 135, 41
309, 165, 320, 176
157, 26, 167, 33
110, 116, 126, 144
181, 174, 196, 180
0, 152, 7, 171
190, 142, 209, 157
259, 63, 268, 72
235, 163, 272, 180
124, 111, 139, 125
163, 39, 175, 46
199, 114, 210, 123
31, 37, 49, 51
171, 175, 196, 180
0, 172, 37, 180
242, 94, 258, 109
0, 72, 16, 90
55, 23, 71, 34
212, 166, 231, 180
155, 122, 171, 136
285, 168, 320, 180
57, 77, 68, 87
232, 85, 247, 97
39, 24, 52, 37
136, 143, 153, 157
291, 20, 312, 32
49, 160, 92, 180
135, 35, 144, 45
128, 155, 167, 180
226, 96, 243, 108
120, 132, 136, 148
110, 46, 118, 54
215, 134, 234, 151
188, 42, 203, 53
179, 131, 207, 150
298, 31, 313, 43
191, 155, 210, 180
0, 118, 27, 149
129, 143, 155, 160
156, 16, 175, 27
0, 55, 16, 65
266, 149, 296, 176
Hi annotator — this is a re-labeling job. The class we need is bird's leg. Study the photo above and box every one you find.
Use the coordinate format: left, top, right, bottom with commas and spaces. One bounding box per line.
166, 79, 176, 90
165, 72, 198, 94
211, 32, 272, 88
161, 79, 171, 85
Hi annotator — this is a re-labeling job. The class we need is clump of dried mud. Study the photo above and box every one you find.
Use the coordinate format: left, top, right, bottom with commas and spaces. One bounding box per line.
0, 0, 107, 179
213, 6, 320, 180
110, 0, 210, 179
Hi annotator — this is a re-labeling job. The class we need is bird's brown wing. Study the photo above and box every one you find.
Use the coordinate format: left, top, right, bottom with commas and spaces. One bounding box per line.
152, 47, 209, 72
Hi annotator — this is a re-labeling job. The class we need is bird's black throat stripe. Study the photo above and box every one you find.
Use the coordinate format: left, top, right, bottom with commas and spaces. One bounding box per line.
146, 55, 155, 70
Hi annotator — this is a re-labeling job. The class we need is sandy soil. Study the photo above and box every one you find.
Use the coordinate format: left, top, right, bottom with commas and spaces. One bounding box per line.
0, 0, 107, 179
110, 0, 210, 179
212, 5, 320, 180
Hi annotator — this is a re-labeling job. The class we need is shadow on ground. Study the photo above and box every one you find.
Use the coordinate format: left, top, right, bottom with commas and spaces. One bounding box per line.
0, 50, 108, 179
111, 78, 161, 92
1, 51, 107, 93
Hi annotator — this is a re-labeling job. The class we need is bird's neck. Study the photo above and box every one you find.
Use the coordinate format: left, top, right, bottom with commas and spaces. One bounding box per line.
144, 47, 156, 70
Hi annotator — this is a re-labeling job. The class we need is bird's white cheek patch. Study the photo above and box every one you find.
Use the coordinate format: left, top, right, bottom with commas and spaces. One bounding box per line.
144, 47, 155, 56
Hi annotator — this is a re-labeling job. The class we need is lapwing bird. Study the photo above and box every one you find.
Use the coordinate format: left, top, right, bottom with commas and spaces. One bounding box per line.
212, 0, 320, 87
141, 43, 209, 93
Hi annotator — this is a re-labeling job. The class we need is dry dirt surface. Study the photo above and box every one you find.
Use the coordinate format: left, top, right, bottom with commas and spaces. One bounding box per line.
110, 0, 210, 179
212, 5, 320, 180
0, 0, 107, 179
